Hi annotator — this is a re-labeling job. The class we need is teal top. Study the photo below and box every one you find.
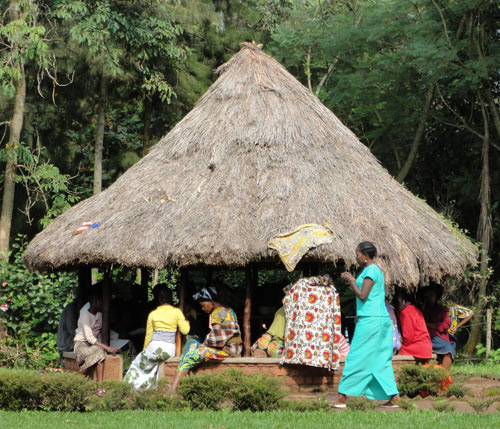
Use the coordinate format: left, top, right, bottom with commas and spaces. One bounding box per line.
355, 264, 387, 317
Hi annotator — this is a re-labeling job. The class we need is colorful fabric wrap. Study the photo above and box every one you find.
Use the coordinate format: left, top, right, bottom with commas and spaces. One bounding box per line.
124, 340, 175, 390
268, 223, 334, 272
74, 340, 106, 371
251, 333, 284, 358
280, 274, 341, 370
177, 307, 242, 372
448, 304, 473, 334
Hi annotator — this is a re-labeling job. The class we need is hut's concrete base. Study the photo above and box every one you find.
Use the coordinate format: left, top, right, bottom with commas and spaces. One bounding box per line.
63, 352, 420, 391
158, 355, 419, 392
63, 352, 123, 381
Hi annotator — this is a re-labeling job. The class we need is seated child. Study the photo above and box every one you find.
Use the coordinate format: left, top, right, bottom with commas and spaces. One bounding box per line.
73, 286, 120, 382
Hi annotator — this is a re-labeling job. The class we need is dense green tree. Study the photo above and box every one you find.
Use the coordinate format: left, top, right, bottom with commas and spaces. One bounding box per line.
53, 0, 185, 194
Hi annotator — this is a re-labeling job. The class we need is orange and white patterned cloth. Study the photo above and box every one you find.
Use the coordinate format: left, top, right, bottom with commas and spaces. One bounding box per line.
280, 274, 341, 370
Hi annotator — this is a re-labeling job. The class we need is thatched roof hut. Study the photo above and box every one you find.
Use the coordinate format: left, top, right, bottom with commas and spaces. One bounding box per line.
24, 43, 477, 287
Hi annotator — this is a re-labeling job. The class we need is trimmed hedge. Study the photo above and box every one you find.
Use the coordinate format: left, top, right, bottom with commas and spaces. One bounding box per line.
397, 365, 450, 398
0, 368, 284, 412
177, 369, 285, 411
0, 368, 94, 411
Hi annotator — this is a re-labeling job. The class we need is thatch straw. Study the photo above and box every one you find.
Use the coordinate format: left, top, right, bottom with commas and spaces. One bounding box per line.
23, 42, 477, 287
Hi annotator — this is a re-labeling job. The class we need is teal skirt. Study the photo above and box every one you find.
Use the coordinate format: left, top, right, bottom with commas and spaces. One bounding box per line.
338, 316, 399, 400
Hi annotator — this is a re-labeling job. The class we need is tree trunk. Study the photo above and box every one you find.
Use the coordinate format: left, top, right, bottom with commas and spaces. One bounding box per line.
395, 84, 435, 183
0, 63, 26, 258
93, 74, 107, 195
142, 97, 153, 157
465, 95, 491, 355
484, 89, 500, 143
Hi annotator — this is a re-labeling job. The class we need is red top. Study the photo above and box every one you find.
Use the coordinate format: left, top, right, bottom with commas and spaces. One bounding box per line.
399, 303, 433, 359
422, 304, 451, 342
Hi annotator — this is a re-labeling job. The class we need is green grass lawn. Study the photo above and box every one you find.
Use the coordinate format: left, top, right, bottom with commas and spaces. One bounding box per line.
452, 361, 500, 378
1, 410, 499, 429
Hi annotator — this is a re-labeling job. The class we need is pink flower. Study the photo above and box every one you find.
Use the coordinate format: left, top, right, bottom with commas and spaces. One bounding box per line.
7, 299, 11, 302
38, 281, 42, 285
0, 304, 8, 312
1, 282, 6, 287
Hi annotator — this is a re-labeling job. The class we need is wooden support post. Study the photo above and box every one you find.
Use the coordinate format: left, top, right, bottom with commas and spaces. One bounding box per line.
486, 308, 492, 358
101, 266, 112, 346
77, 266, 91, 311
140, 268, 150, 304
176, 268, 187, 357
243, 266, 254, 357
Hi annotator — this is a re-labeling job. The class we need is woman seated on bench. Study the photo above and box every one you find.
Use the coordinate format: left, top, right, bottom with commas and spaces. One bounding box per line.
170, 286, 242, 393
74, 287, 120, 382
251, 306, 285, 358
124, 284, 190, 390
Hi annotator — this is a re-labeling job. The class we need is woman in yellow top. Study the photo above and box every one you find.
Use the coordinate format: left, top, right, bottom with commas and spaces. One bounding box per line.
124, 284, 189, 390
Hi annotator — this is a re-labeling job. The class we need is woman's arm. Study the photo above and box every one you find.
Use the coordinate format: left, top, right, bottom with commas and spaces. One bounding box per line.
143, 313, 154, 350
94, 341, 120, 354
433, 306, 452, 333
450, 310, 474, 335
80, 313, 119, 354
177, 310, 190, 335
340, 272, 374, 301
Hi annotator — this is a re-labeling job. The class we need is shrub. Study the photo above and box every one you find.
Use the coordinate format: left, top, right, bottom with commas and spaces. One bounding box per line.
432, 399, 455, 413
177, 369, 286, 411
0, 368, 94, 411
0, 235, 77, 368
484, 387, 500, 397
86, 381, 134, 411
129, 388, 188, 411
446, 383, 468, 398
279, 399, 330, 412
397, 398, 419, 411
466, 397, 496, 414
226, 369, 285, 411
346, 397, 377, 410
397, 365, 450, 398
177, 372, 231, 410
0, 338, 56, 369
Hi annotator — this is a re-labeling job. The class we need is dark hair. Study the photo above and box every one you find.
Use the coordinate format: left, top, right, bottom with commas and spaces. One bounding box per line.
214, 285, 233, 308
425, 281, 443, 301
154, 283, 173, 305
394, 287, 414, 303
357, 241, 377, 258
88, 282, 103, 301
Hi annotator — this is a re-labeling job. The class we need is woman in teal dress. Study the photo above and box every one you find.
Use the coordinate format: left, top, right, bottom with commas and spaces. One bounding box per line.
333, 241, 399, 408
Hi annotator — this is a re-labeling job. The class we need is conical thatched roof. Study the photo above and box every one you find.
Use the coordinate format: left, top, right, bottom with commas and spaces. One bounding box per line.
24, 43, 477, 286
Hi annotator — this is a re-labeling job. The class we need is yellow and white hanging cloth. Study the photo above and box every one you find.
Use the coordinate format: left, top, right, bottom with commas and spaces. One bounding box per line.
268, 223, 334, 271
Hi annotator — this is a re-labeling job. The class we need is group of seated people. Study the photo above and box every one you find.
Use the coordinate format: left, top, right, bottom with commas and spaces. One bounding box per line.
394, 282, 473, 370
61, 277, 472, 390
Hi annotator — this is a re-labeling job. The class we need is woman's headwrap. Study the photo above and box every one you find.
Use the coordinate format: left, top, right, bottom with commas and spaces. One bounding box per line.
193, 286, 218, 302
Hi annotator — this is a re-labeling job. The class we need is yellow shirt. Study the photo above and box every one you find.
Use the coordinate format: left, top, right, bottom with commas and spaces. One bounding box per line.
143, 304, 190, 349
266, 307, 285, 341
